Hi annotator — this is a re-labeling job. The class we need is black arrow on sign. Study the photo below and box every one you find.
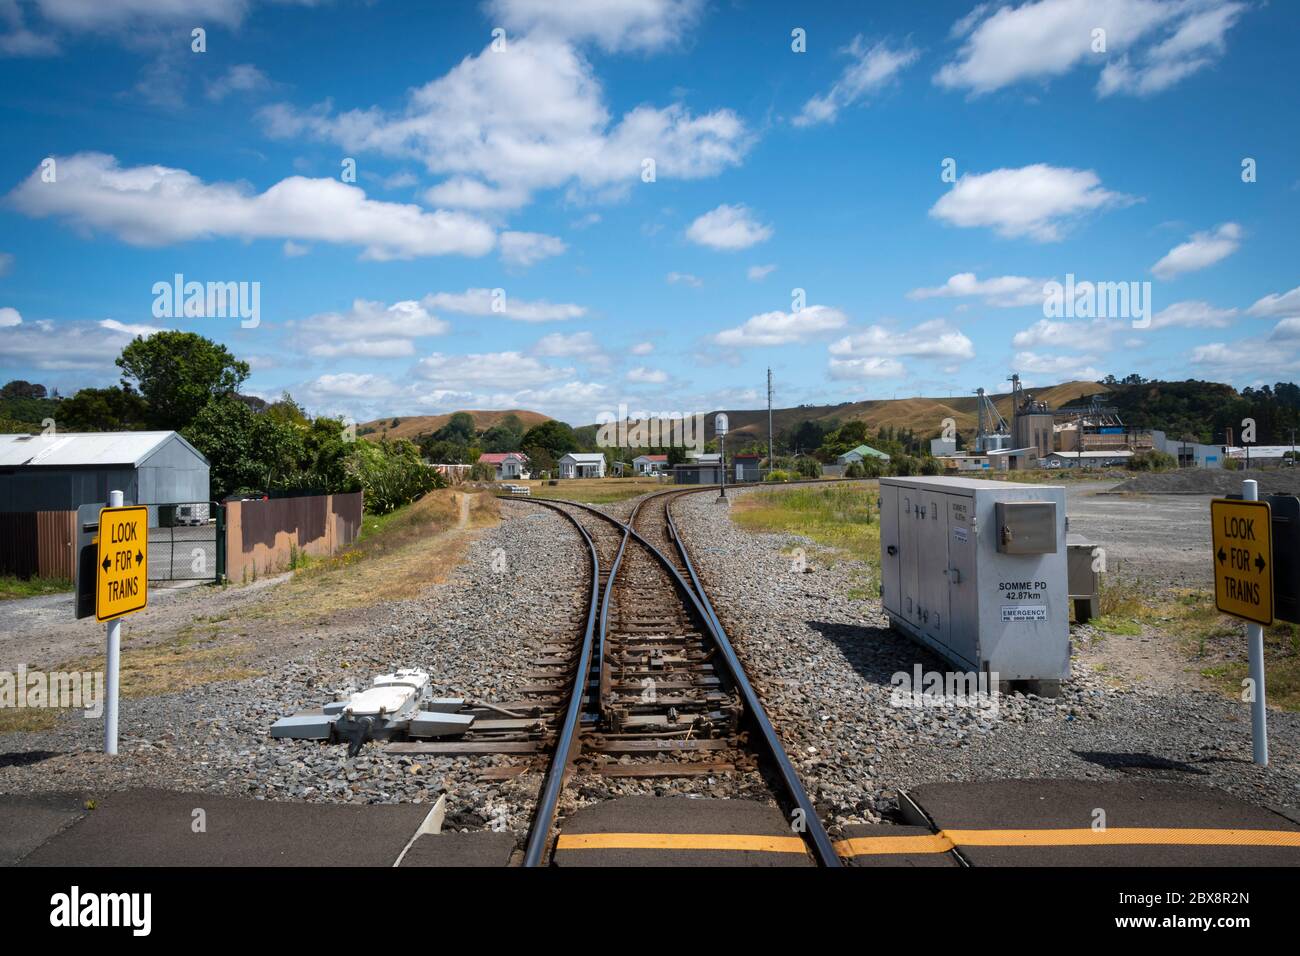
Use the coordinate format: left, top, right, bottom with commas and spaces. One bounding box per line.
1217, 547, 1227, 565
136, 551, 143, 565
1255, 553, 1266, 573
101, 556, 111, 572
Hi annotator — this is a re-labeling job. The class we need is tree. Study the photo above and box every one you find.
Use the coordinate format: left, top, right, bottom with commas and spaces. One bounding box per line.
59, 387, 149, 431
432, 411, 477, 445
116, 331, 249, 430
521, 419, 579, 459
1, 380, 46, 400
480, 413, 525, 453
183, 398, 260, 498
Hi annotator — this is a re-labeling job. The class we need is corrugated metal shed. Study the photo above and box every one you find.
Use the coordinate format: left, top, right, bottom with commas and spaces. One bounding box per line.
0, 431, 210, 511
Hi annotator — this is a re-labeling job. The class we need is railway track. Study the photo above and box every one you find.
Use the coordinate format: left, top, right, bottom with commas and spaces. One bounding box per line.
512, 487, 841, 867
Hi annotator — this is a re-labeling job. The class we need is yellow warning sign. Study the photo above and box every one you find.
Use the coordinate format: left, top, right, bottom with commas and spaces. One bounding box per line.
96, 505, 148, 622
1211, 498, 1272, 626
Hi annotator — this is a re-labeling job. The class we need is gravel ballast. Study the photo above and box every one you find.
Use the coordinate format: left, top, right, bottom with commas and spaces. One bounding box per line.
0, 501, 586, 835
673, 486, 1299, 832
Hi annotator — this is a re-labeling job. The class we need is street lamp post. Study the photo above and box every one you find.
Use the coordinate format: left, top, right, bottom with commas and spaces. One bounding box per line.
715, 412, 729, 499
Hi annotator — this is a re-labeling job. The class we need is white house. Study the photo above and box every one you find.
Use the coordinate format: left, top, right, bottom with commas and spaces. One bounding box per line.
632, 453, 668, 475
558, 452, 606, 479
479, 452, 530, 480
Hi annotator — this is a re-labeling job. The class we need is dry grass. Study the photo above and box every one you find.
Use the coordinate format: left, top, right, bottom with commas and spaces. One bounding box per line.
526, 477, 668, 503
0, 623, 261, 736
245, 489, 500, 622
1089, 582, 1300, 710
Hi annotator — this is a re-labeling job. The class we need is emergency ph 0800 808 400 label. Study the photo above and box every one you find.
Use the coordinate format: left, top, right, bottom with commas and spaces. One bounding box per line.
1001, 605, 1047, 622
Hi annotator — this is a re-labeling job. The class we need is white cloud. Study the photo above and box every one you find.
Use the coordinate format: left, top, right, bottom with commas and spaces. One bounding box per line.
423, 176, 530, 211
1186, 340, 1300, 380
746, 263, 775, 282
1148, 300, 1237, 329
416, 350, 565, 389
686, 203, 772, 251
295, 298, 450, 359
424, 288, 585, 322
1150, 222, 1241, 279
8, 152, 496, 261
1011, 350, 1104, 380
630, 341, 654, 355
930, 163, 1132, 241
908, 271, 1046, 307
794, 37, 918, 127
307, 372, 401, 400
0, 316, 150, 370
1269, 319, 1300, 342
33, 0, 250, 31
1099, 2, 1247, 96
0, 252, 12, 276
936, 0, 1246, 98
827, 356, 906, 380
1011, 317, 1121, 348
829, 319, 975, 361
99, 318, 164, 336
257, 37, 750, 210
627, 366, 668, 383
485, 0, 704, 53
282, 240, 309, 257
713, 304, 848, 347
1249, 285, 1300, 320
533, 330, 609, 367
666, 271, 702, 287
204, 63, 269, 101
500, 230, 566, 267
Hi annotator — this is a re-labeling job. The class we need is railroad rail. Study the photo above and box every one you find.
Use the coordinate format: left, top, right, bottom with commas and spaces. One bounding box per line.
508, 485, 844, 867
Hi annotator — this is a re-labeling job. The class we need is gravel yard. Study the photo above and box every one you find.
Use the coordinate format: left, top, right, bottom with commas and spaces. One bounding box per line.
674, 487, 1299, 833
0, 501, 586, 836
1064, 481, 1212, 592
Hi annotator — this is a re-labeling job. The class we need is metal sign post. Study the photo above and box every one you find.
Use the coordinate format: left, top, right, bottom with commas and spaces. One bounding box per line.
715, 413, 729, 499
1242, 480, 1269, 767
94, 490, 149, 755
1211, 480, 1270, 766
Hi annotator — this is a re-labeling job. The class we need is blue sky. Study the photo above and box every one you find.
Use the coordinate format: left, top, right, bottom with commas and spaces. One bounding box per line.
1, 0, 1297, 426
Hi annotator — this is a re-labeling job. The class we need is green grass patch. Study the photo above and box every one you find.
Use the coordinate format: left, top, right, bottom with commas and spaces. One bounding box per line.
731, 483, 881, 590
0, 575, 72, 601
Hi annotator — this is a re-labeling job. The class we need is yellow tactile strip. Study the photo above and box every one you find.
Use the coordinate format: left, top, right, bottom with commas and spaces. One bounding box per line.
836, 827, 1300, 858
554, 827, 1300, 857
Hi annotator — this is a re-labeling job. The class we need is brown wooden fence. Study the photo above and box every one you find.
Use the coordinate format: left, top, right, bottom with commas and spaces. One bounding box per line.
223, 493, 363, 582
0, 511, 77, 580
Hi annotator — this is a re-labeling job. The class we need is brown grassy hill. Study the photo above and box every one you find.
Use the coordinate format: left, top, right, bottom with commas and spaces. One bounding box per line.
715, 380, 1107, 441
359, 409, 551, 442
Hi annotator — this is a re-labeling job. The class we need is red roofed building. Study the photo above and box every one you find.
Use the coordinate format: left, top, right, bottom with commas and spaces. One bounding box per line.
632, 453, 668, 475
479, 452, 530, 480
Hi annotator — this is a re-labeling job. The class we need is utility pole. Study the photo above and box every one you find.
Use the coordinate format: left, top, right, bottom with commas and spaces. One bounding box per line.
766, 367, 774, 478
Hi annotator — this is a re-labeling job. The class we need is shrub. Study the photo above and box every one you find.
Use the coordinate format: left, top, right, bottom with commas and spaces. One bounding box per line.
891, 455, 919, 477
1127, 450, 1177, 472
765, 469, 792, 482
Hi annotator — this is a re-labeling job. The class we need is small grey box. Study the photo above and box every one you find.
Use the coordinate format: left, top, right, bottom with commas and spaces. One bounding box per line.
996, 501, 1057, 554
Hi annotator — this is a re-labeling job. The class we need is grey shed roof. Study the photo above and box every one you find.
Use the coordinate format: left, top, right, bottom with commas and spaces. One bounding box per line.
0, 431, 209, 468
